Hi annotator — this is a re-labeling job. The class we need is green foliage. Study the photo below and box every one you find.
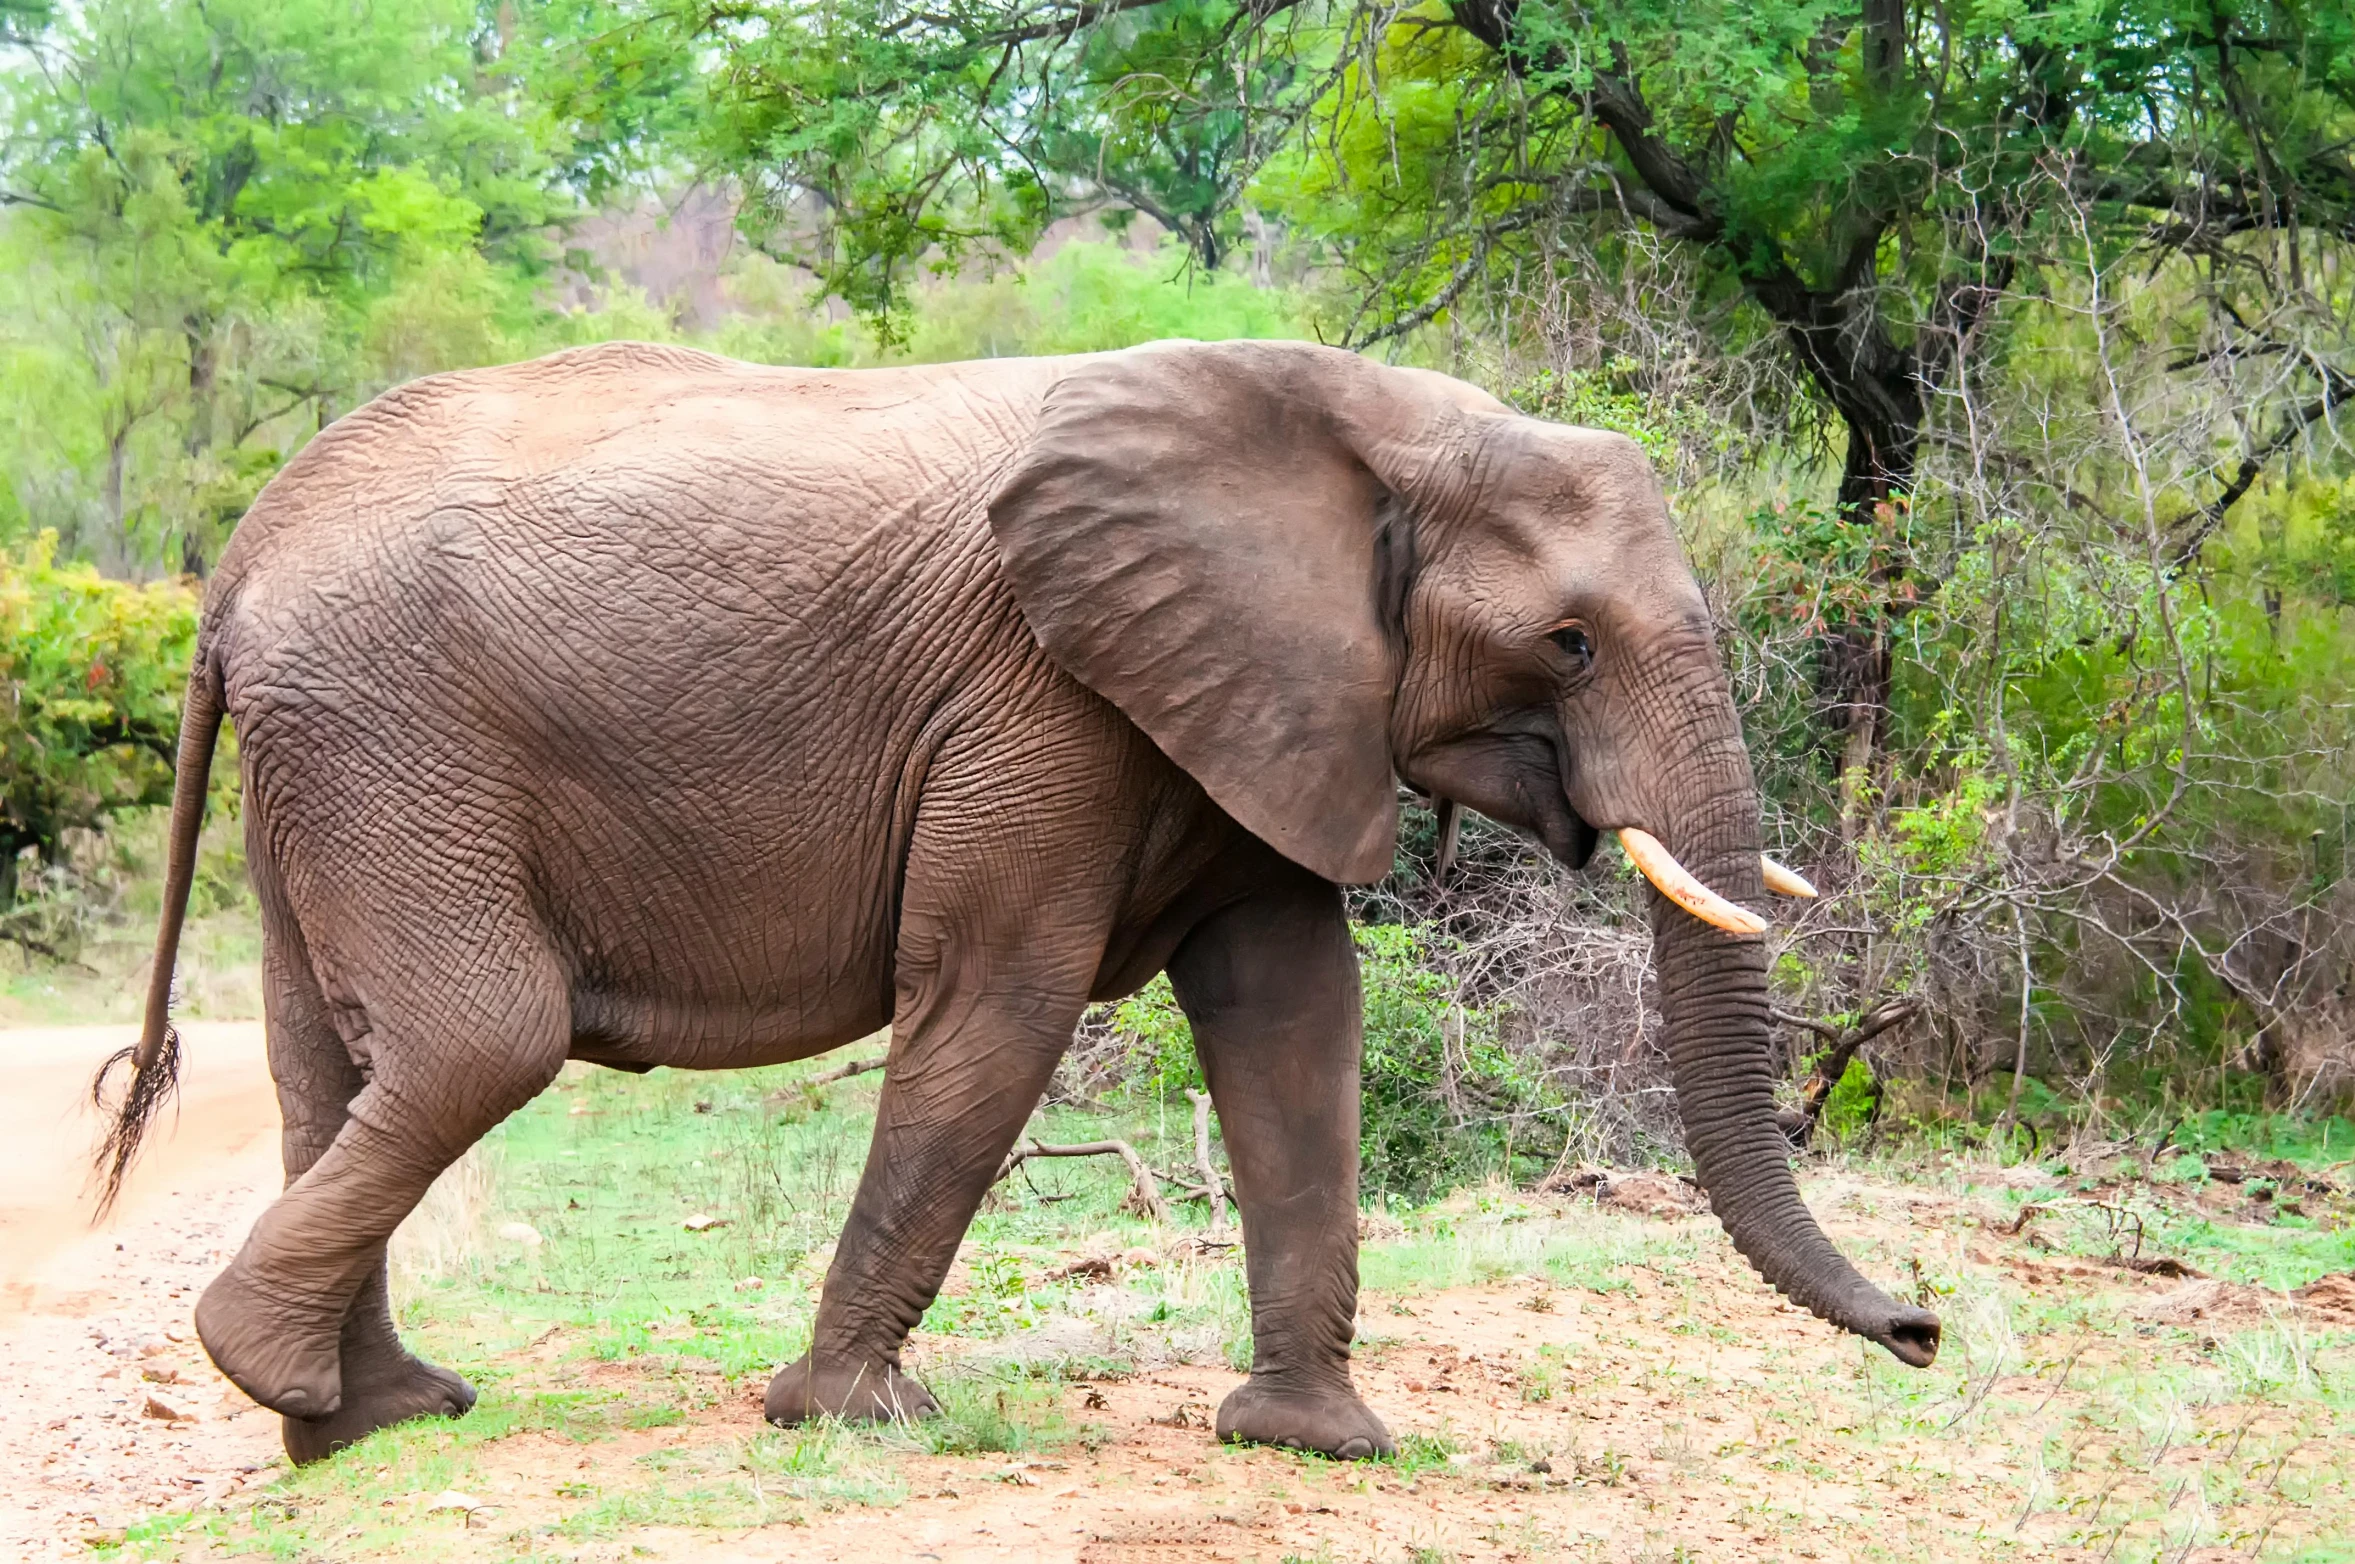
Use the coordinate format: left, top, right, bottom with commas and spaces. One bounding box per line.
885, 236, 1305, 362
1354, 923, 1555, 1201
1099, 973, 1203, 1103
683, 0, 1303, 327
1096, 924, 1557, 1203
0, 534, 200, 896
0, 0, 612, 572
1817, 1055, 1878, 1142
1745, 496, 1926, 640
1503, 361, 1709, 466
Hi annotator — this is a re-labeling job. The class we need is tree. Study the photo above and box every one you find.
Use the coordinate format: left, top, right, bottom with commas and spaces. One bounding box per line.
676, 0, 2355, 784
683, 0, 1329, 318
0, 534, 198, 929
1398, 0, 2353, 794
0, 0, 589, 574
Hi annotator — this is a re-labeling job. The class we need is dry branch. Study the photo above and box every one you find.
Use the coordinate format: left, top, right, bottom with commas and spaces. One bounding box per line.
996, 1137, 1170, 1225
1774, 998, 1920, 1150
806, 1054, 888, 1087
1185, 1089, 1230, 1241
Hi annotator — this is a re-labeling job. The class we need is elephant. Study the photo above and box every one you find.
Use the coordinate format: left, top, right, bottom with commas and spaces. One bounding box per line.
93, 336, 1939, 1467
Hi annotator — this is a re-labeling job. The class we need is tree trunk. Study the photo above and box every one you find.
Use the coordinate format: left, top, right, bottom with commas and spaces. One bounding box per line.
1811, 375, 1919, 834
180, 321, 218, 577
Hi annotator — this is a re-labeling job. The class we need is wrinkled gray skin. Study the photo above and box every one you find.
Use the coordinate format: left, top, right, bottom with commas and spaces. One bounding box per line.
125, 339, 1937, 1467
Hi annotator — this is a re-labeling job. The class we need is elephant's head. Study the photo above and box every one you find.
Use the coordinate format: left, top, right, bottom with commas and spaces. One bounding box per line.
988, 339, 1940, 1368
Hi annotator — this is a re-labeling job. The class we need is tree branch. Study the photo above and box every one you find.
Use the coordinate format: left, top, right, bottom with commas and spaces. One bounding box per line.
2168, 368, 2355, 570
995, 1136, 1170, 1224
1775, 998, 1920, 1149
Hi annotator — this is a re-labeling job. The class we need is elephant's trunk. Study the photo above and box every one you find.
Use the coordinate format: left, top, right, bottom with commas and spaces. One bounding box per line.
1640, 705, 1941, 1367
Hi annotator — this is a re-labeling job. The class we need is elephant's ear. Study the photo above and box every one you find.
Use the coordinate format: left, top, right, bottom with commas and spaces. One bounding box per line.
988, 341, 1413, 885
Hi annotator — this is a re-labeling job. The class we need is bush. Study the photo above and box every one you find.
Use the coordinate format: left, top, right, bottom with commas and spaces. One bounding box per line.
0, 534, 201, 939
1075, 922, 1556, 1204
1354, 923, 1556, 1201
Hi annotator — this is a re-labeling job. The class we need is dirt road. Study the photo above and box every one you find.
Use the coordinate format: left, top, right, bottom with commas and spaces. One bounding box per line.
0, 1023, 287, 1558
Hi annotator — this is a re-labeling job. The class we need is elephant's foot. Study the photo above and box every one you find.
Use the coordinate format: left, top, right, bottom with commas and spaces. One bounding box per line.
194, 1262, 344, 1420
765, 1353, 940, 1425
283, 1350, 475, 1465
1216, 1376, 1394, 1460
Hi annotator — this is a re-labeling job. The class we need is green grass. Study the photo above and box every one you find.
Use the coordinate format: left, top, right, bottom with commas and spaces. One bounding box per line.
384, 1052, 1230, 1402
90, 1052, 2355, 1562
1357, 1188, 1697, 1296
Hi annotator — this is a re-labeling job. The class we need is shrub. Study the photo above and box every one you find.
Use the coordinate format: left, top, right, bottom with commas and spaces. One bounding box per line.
0, 534, 202, 939
1077, 922, 1556, 1204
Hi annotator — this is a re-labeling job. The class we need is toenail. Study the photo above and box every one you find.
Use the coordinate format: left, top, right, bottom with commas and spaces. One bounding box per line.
1335, 1436, 1373, 1460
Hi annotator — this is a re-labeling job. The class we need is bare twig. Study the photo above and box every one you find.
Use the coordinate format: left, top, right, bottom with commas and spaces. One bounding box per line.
806, 1054, 887, 1088
1776, 999, 1921, 1150
1185, 1089, 1229, 1241
996, 1138, 1170, 1225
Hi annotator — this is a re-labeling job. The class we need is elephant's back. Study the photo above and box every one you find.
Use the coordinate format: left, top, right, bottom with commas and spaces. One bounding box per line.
211, 342, 1053, 594
208, 342, 1060, 711
211, 341, 1067, 762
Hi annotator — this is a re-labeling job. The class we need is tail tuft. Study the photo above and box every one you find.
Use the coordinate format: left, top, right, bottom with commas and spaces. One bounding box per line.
90, 1026, 182, 1217
96, 635, 219, 1218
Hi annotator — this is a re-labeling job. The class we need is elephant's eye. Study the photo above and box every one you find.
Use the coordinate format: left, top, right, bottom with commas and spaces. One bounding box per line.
1550, 622, 1595, 671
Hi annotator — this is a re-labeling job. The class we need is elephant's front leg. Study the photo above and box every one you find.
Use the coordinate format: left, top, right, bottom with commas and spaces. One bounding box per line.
1167, 862, 1394, 1460
766, 951, 1083, 1425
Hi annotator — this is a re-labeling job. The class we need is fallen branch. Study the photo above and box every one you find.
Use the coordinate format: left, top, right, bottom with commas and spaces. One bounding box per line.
1186, 1089, 1230, 1241
1773, 998, 1920, 1150
806, 1054, 887, 1087
995, 1138, 1169, 1225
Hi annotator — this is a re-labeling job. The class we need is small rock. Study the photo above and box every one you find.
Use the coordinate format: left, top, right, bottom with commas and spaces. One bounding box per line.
139, 1365, 179, 1384
1530, 1457, 1553, 1474
138, 1337, 172, 1358
141, 1392, 194, 1423
1043, 1256, 1114, 1282
496, 1222, 543, 1246
734, 1276, 764, 1291
683, 1213, 727, 1232
1117, 1247, 1159, 1269
425, 1489, 481, 1513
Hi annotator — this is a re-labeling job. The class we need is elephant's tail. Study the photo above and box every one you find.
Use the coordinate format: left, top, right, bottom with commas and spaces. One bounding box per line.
92, 641, 225, 1216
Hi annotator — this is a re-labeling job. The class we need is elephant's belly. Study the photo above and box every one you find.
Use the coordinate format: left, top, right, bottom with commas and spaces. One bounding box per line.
565, 981, 893, 1073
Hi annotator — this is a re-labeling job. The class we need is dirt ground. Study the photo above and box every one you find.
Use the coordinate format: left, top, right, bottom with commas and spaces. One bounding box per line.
0, 1024, 285, 1556
4, 1028, 2348, 1563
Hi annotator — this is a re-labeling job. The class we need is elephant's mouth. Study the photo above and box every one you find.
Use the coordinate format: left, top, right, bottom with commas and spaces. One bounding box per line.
1561, 806, 1601, 870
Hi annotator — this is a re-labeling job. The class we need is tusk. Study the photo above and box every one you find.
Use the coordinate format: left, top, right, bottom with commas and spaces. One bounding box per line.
1761, 855, 1818, 898
1618, 828, 1768, 936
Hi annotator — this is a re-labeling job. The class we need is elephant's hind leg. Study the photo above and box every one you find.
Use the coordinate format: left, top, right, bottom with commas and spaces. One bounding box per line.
196, 891, 566, 1460
225, 863, 477, 1463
